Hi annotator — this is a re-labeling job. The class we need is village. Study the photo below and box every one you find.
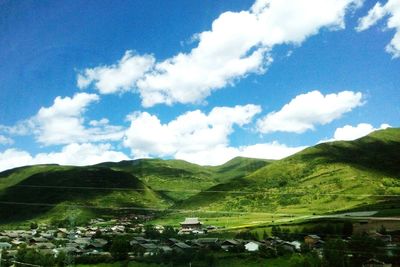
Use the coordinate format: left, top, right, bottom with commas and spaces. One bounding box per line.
0, 216, 399, 266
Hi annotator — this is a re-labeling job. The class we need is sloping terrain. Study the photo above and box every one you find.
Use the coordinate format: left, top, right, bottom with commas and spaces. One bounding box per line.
172, 128, 400, 219
0, 166, 167, 225
0, 157, 269, 225
97, 157, 270, 201
0, 128, 398, 227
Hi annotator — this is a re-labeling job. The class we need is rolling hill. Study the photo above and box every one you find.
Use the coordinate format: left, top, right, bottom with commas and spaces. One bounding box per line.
0, 166, 167, 225
0, 157, 269, 226
0, 128, 398, 227
167, 128, 400, 226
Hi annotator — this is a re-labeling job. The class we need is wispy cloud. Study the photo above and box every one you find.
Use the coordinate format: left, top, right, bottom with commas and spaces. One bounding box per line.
356, 0, 400, 58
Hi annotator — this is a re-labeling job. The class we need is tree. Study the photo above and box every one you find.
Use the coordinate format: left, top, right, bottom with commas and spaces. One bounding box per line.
348, 233, 385, 266
30, 222, 38, 230
271, 225, 282, 237
323, 239, 349, 267
110, 237, 131, 261
378, 225, 387, 235
342, 221, 353, 237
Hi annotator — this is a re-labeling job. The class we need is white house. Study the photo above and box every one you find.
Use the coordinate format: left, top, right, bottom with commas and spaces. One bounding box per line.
245, 241, 262, 252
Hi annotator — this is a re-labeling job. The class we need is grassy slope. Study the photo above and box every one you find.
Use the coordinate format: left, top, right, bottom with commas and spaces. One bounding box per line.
97, 157, 270, 201
0, 166, 167, 225
161, 128, 400, 227
0, 157, 269, 225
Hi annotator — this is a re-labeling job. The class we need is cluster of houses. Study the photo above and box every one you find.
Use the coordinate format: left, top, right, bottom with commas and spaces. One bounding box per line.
0, 217, 397, 267
0, 217, 147, 261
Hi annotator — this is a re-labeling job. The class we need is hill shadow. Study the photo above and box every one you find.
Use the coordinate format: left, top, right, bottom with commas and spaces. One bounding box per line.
0, 167, 146, 223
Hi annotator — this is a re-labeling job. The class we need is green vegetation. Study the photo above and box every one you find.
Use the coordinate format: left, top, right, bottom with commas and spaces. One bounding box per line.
159, 128, 400, 227
0, 128, 399, 229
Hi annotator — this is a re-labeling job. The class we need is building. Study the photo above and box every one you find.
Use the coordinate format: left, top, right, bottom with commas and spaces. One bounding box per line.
362, 258, 392, 267
304, 234, 321, 247
245, 241, 262, 252
180, 217, 202, 230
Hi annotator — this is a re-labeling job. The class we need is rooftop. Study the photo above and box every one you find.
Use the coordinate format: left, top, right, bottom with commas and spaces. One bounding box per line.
180, 218, 202, 225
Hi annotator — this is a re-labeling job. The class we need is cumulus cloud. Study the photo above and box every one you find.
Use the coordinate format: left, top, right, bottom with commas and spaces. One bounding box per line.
123, 104, 262, 157
77, 51, 155, 94
21, 93, 125, 146
322, 123, 391, 142
79, 0, 361, 107
0, 143, 129, 172
356, 0, 400, 58
256, 90, 364, 134
176, 142, 307, 166
122, 105, 305, 165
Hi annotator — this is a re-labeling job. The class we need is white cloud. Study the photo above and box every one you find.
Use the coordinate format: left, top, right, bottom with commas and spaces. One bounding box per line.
256, 90, 364, 134
356, 0, 400, 58
175, 142, 307, 166
77, 51, 155, 94
122, 104, 305, 165
236, 142, 307, 160
28, 93, 124, 146
123, 104, 262, 158
79, 0, 361, 107
0, 135, 13, 145
323, 123, 391, 142
0, 143, 129, 172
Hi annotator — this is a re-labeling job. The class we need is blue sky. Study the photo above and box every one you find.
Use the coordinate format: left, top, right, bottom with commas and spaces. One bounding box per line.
0, 0, 399, 170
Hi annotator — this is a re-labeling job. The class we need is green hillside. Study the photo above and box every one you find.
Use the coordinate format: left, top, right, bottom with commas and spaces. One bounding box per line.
165, 128, 400, 227
0, 128, 398, 228
0, 157, 269, 226
0, 166, 167, 226
97, 157, 270, 201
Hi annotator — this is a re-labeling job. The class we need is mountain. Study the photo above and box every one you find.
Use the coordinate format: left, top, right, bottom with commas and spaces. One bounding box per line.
172, 128, 400, 220
0, 157, 269, 225
96, 157, 271, 201
0, 128, 398, 227
0, 166, 167, 225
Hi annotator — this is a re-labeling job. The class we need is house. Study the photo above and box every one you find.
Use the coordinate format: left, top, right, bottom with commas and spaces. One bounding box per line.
0, 236, 11, 242
34, 242, 56, 249
138, 243, 158, 256
264, 236, 283, 246
86, 239, 108, 250
172, 242, 192, 253
304, 235, 321, 247
166, 238, 180, 246
178, 228, 193, 235
193, 238, 219, 248
180, 218, 202, 230
369, 232, 392, 243
132, 236, 147, 243
158, 245, 173, 253
29, 237, 48, 244
279, 242, 297, 253
56, 228, 69, 238
221, 239, 242, 251
245, 241, 262, 252
0, 242, 12, 250
362, 258, 392, 267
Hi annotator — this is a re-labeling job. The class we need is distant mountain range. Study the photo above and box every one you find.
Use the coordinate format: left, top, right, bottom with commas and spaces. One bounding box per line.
0, 128, 399, 227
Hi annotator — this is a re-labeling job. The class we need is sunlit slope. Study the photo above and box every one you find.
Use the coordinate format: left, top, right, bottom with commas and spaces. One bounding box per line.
0, 157, 270, 225
97, 157, 270, 201
174, 128, 400, 216
0, 166, 167, 225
